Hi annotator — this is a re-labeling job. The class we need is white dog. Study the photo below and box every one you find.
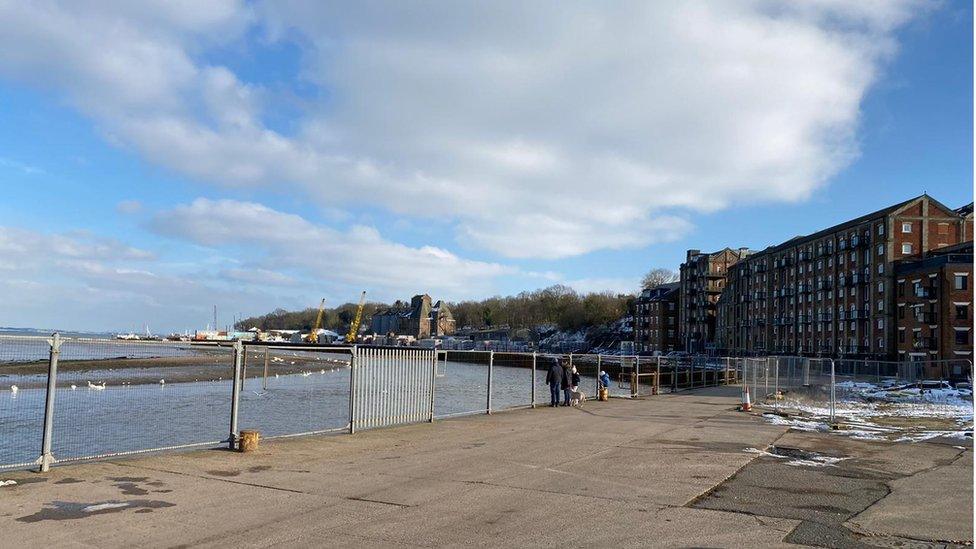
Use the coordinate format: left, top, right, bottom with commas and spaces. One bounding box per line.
570, 386, 586, 407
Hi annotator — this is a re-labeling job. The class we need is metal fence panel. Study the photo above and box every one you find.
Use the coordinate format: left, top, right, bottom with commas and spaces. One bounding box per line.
50, 339, 235, 464
436, 351, 492, 418
0, 336, 53, 470
237, 345, 352, 439
352, 347, 434, 430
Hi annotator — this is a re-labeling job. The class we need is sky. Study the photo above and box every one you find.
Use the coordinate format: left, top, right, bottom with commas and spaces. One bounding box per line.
0, 1, 971, 333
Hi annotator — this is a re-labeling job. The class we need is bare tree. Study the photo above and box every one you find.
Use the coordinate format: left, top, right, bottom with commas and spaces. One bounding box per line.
640, 268, 679, 290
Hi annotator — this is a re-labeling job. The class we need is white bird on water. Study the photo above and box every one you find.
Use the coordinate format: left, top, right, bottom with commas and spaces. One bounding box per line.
87, 381, 106, 390
301, 371, 312, 377
9, 385, 17, 394
70, 384, 77, 390
159, 379, 165, 385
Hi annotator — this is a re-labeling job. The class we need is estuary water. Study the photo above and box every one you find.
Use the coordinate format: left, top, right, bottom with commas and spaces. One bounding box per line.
0, 360, 603, 469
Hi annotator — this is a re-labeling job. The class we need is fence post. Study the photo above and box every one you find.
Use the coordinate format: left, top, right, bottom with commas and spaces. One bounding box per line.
240, 344, 248, 392
829, 359, 836, 425
263, 346, 269, 391
774, 357, 780, 413
229, 339, 243, 449
531, 352, 537, 408
429, 349, 437, 423
656, 356, 661, 395
486, 351, 493, 414
349, 346, 358, 433
38, 332, 61, 472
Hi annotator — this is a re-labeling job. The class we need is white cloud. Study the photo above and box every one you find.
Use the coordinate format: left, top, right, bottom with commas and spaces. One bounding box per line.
150, 198, 515, 299
563, 277, 642, 296
0, 1, 927, 259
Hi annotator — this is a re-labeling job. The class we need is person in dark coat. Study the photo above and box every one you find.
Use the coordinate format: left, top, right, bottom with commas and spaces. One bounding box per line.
560, 358, 573, 406
544, 357, 564, 407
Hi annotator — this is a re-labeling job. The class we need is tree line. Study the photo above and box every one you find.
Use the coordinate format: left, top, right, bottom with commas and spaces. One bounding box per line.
235, 269, 676, 339
235, 285, 631, 338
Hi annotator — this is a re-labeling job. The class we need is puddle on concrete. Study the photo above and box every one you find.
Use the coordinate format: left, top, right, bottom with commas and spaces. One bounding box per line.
114, 482, 150, 496
107, 476, 149, 483
207, 470, 241, 477
248, 465, 272, 473
54, 478, 84, 485
16, 499, 176, 523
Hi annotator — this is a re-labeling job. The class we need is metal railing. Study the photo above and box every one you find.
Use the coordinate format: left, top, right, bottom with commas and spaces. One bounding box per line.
11, 333, 966, 472
2, 336, 748, 472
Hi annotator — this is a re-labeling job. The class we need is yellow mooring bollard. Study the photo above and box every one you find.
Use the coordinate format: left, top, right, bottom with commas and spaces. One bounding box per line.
239, 430, 260, 452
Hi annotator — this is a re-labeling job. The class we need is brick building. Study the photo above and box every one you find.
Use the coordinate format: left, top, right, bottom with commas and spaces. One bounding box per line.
369, 294, 455, 339
634, 283, 679, 354
679, 248, 749, 354
894, 241, 973, 375
715, 194, 973, 359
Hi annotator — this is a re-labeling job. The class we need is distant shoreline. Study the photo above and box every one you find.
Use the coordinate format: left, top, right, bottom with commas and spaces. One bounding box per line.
0, 352, 348, 389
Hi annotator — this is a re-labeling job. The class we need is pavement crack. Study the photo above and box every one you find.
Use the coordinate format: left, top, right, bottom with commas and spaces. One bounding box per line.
344, 496, 412, 508
459, 479, 624, 503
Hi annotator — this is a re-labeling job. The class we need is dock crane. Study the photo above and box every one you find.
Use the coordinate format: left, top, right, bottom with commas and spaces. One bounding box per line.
346, 291, 367, 343
307, 298, 326, 344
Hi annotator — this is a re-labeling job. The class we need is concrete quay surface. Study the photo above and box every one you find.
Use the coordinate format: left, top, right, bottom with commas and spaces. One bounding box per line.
0, 387, 971, 548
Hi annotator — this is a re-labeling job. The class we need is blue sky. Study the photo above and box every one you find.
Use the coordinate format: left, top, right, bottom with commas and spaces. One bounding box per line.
0, 1, 971, 333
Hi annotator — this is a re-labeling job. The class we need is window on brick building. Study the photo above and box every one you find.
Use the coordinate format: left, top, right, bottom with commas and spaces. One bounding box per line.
897, 281, 904, 297
901, 222, 912, 233
878, 282, 884, 294
877, 300, 884, 312
877, 318, 883, 329
954, 274, 968, 290
901, 243, 912, 255
897, 305, 905, 319
877, 244, 884, 256
957, 304, 969, 320
878, 263, 884, 274
898, 330, 905, 343
878, 224, 884, 235
878, 337, 884, 349
955, 329, 969, 346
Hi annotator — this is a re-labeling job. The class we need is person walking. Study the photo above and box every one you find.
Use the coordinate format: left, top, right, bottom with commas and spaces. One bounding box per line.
570, 366, 581, 392
561, 359, 573, 406
545, 357, 564, 407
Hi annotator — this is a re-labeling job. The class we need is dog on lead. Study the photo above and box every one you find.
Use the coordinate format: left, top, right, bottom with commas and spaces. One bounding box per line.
570, 388, 586, 407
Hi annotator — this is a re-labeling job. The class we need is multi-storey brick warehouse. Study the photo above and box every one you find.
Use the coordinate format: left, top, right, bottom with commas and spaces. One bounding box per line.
894, 241, 973, 374
634, 283, 679, 354
679, 248, 749, 354
715, 195, 973, 359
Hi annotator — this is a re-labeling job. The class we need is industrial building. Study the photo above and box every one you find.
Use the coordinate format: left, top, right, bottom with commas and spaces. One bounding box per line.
654, 194, 973, 365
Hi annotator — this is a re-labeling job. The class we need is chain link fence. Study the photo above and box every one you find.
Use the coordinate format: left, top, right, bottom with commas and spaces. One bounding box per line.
740, 357, 973, 426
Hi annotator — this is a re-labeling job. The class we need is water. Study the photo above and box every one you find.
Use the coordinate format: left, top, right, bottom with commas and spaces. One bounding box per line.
0, 336, 206, 363
0, 360, 600, 469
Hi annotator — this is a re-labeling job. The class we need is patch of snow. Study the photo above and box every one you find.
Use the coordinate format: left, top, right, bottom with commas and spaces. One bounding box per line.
0, 479, 17, 487
83, 502, 130, 513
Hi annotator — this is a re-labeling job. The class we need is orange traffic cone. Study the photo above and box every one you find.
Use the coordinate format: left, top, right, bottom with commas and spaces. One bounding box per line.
741, 388, 752, 412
